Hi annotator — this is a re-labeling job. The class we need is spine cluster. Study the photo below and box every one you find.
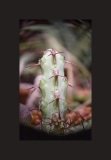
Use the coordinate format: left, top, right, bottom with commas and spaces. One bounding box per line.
38, 49, 68, 133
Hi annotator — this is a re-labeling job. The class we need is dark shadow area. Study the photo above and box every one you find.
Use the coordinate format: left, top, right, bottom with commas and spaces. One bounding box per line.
19, 124, 92, 140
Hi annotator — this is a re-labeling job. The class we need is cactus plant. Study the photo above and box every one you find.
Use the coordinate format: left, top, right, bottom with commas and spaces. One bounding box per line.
36, 49, 68, 134
22, 48, 92, 135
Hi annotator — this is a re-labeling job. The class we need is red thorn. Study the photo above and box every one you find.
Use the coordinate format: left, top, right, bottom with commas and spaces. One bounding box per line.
48, 52, 59, 57
48, 53, 52, 56
25, 62, 41, 69
26, 86, 35, 90
68, 83, 74, 87
49, 76, 54, 79
49, 99, 56, 104
49, 75, 65, 79
58, 75, 65, 78
29, 87, 37, 94
47, 48, 64, 57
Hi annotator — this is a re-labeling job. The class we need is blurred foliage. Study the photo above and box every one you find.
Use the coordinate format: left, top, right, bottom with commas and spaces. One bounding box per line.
19, 19, 92, 72
19, 20, 92, 133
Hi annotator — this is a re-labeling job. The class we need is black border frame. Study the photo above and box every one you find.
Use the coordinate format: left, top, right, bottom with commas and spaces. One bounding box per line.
1, 0, 110, 159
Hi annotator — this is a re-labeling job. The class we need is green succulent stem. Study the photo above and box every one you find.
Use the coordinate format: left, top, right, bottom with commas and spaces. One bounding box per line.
39, 49, 67, 133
